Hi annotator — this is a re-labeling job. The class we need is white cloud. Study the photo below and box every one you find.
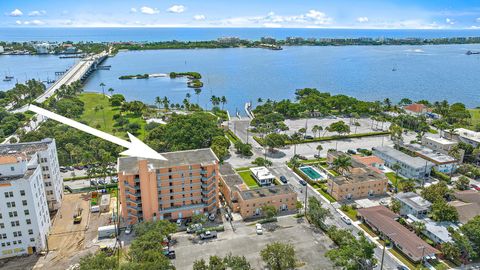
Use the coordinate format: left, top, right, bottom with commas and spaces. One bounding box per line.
9, 9, 23, 17
130, 8, 137, 13
263, 23, 282, 28
28, 10, 46, 17
219, 10, 333, 27
476, 18, 480, 23
16, 19, 46, 26
357, 17, 369, 23
193, 14, 206, 21
167, 5, 186, 14
140, 6, 159, 15
446, 18, 454, 25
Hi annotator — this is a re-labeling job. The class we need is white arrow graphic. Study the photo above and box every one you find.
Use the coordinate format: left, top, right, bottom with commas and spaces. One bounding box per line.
29, 104, 166, 160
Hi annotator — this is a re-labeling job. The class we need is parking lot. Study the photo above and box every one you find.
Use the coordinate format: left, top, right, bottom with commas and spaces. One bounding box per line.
171, 216, 334, 269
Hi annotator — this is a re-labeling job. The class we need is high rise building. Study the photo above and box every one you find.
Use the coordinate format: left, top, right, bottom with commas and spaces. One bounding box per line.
118, 148, 219, 225
0, 139, 63, 211
0, 142, 55, 258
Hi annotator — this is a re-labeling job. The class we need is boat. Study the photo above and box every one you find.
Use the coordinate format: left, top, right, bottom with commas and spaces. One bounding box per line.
3, 77, 11, 82
466, 50, 480, 55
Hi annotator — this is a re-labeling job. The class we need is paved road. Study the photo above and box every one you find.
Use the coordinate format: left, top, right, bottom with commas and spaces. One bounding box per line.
268, 164, 402, 270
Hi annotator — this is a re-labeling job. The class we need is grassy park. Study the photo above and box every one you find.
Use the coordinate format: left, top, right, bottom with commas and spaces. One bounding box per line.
78, 92, 147, 139
238, 170, 260, 188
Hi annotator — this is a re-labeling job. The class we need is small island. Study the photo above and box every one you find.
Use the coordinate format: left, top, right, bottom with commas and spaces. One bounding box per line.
119, 74, 149, 80
169, 72, 204, 88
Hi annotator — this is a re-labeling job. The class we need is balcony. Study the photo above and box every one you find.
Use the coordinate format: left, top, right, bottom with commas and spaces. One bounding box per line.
160, 203, 206, 214
201, 181, 215, 190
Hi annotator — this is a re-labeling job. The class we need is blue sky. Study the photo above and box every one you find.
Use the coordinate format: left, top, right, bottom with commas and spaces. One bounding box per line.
2, 0, 480, 29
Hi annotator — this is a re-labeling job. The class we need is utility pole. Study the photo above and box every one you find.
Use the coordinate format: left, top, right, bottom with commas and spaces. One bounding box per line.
304, 184, 308, 219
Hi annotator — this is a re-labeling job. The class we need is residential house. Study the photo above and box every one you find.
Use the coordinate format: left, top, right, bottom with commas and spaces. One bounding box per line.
394, 192, 432, 218
451, 128, 480, 148
422, 136, 464, 162
402, 143, 459, 174
403, 103, 431, 116
250, 167, 275, 186
358, 206, 440, 263
407, 215, 456, 244
448, 190, 480, 224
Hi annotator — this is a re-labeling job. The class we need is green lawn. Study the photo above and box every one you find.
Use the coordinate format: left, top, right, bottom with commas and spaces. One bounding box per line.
78, 92, 147, 139
341, 207, 358, 221
385, 172, 406, 191
238, 171, 259, 188
389, 248, 424, 270
358, 223, 377, 238
316, 187, 336, 203
470, 109, 480, 128
429, 260, 450, 270
225, 129, 241, 144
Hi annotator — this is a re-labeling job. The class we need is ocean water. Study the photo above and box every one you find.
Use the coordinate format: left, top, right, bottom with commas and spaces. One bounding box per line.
79, 44, 480, 113
1, 27, 480, 42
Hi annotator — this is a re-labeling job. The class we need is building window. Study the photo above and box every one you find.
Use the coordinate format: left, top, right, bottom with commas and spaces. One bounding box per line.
4, 191, 13, 198
24, 210, 29, 215
26, 219, 31, 225
20, 190, 25, 196
0, 223, 3, 229
22, 200, 27, 206
10, 167, 14, 171
28, 229, 33, 235
30, 238, 35, 242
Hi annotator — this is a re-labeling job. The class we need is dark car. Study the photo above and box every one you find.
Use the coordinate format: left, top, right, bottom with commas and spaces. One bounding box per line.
90, 180, 98, 186
347, 149, 357, 155
397, 266, 408, 270
304, 135, 314, 140
280, 176, 288, 184
167, 250, 176, 259
299, 180, 307, 186
297, 155, 308, 160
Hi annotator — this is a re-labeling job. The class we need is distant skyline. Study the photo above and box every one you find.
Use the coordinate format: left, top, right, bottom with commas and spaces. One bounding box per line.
2, 0, 480, 29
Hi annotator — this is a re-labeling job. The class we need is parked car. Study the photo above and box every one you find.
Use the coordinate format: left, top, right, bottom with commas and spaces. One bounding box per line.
297, 155, 308, 160
314, 154, 321, 159
111, 177, 118, 183
90, 180, 98, 186
166, 250, 176, 259
200, 231, 217, 240
304, 135, 314, 140
208, 213, 216, 221
98, 179, 106, 185
187, 223, 203, 234
397, 266, 409, 270
256, 223, 263, 235
74, 165, 84, 170
280, 176, 288, 184
125, 226, 132, 235
224, 213, 231, 221
60, 167, 68, 173
471, 184, 480, 191
67, 166, 75, 171
299, 180, 307, 186
176, 219, 182, 226
341, 216, 352, 225
347, 149, 357, 155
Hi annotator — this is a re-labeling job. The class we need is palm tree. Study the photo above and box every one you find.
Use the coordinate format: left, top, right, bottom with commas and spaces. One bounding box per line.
155, 96, 162, 109
332, 155, 352, 177
108, 87, 114, 96
257, 98, 263, 104
290, 132, 302, 156
194, 88, 202, 106
312, 125, 321, 138
392, 162, 401, 192
186, 93, 191, 102
412, 221, 426, 236
162, 96, 170, 111
316, 144, 323, 159
99, 82, 106, 98
220, 96, 227, 110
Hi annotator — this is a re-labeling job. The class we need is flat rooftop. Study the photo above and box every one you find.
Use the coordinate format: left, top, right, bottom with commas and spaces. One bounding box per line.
329, 152, 387, 185
373, 146, 434, 169
219, 163, 245, 190
455, 128, 480, 143
395, 192, 432, 211
405, 143, 457, 164
423, 136, 457, 146
0, 167, 37, 183
118, 148, 218, 174
250, 166, 275, 181
0, 138, 53, 156
240, 184, 296, 200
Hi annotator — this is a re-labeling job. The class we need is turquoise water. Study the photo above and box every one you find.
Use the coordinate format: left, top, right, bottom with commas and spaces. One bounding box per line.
2, 27, 480, 42
81, 44, 480, 113
300, 166, 323, 180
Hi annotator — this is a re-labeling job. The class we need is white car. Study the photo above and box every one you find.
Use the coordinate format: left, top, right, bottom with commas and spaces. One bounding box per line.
125, 226, 132, 235
341, 216, 352, 225
256, 223, 263, 235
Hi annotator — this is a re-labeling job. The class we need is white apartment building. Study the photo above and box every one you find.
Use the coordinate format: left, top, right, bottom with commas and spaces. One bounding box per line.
0, 139, 63, 211
0, 152, 51, 258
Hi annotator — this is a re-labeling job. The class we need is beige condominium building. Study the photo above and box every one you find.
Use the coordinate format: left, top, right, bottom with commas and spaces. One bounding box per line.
118, 148, 219, 225
326, 151, 388, 201
219, 163, 297, 219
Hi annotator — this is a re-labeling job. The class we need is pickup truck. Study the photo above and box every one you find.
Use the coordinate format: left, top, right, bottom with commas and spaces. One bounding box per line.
200, 230, 217, 240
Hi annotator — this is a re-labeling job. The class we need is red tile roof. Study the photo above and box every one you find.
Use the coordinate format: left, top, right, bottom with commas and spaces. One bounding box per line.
404, 103, 431, 113
358, 205, 440, 262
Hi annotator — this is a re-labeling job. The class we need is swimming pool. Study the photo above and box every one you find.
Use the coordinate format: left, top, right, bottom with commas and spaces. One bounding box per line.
299, 166, 325, 181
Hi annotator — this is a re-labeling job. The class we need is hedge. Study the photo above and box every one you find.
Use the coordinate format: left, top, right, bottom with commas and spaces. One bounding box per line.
195, 225, 225, 235
257, 217, 278, 224
226, 129, 241, 144
431, 169, 451, 183
63, 173, 117, 181
254, 131, 390, 146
